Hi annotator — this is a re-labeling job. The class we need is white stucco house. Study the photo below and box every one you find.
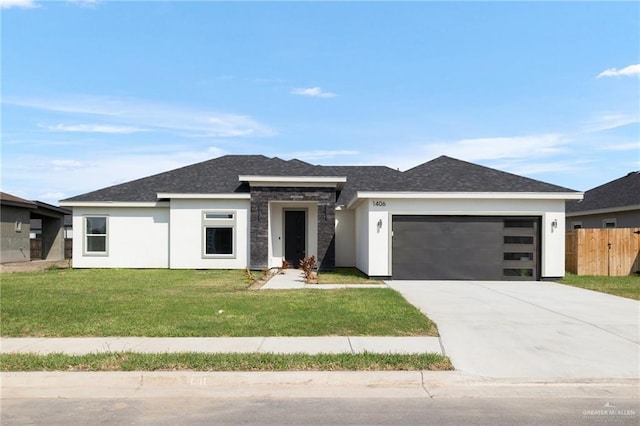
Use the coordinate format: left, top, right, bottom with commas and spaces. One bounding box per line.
60, 155, 582, 280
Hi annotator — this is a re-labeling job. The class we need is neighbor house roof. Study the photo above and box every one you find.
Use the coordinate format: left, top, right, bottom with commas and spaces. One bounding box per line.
566, 171, 640, 215
0, 192, 37, 209
61, 155, 578, 206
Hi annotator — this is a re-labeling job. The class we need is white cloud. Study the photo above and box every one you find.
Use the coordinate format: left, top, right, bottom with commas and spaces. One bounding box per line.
291, 87, 338, 98
583, 113, 639, 133
66, 0, 99, 7
421, 134, 568, 162
0, 0, 37, 8
50, 159, 86, 171
206, 146, 225, 157
38, 192, 67, 204
2, 148, 225, 203
41, 123, 148, 134
600, 142, 640, 152
5, 95, 276, 138
359, 134, 571, 173
597, 64, 640, 78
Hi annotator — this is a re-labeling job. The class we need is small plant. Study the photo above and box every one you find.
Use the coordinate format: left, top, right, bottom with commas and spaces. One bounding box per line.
281, 259, 290, 270
299, 255, 318, 283
244, 267, 256, 283
261, 268, 270, 280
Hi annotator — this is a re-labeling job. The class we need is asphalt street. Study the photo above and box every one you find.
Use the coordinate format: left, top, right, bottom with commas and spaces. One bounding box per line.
3, 396, 639, 425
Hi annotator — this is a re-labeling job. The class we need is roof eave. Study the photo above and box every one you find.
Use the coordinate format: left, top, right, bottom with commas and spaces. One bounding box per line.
346, 191, 584, 209
59, 201, 170, 208
157, 193, 251, 200
566, 204, 640, 217
239, 175, 347, 190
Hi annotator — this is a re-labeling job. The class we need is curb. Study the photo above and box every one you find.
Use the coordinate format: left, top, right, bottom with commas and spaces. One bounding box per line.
2, 371, 639, 400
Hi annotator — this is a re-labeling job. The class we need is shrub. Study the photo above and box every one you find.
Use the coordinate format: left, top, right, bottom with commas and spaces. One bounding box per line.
298, 256, 317, 283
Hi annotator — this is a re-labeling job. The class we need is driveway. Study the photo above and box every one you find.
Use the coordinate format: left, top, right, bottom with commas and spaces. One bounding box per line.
386, 280, 640, 379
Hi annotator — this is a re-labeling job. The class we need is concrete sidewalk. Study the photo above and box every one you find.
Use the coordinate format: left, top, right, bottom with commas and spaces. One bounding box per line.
0, 336, 443, 355
260, 268, 386, 289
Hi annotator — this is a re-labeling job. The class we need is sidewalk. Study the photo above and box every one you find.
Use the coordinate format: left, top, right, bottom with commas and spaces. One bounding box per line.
260, 268, 386, 289
0, 336, 443, 355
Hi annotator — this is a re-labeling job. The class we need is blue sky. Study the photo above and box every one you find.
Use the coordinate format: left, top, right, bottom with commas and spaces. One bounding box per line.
2, 0, 639, 204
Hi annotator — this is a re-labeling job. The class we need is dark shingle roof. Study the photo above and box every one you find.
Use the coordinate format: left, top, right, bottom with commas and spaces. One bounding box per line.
62, 155, 577, 205
403, 156, 575, 192
566, 171, 640, 213
0, 192, 37, 208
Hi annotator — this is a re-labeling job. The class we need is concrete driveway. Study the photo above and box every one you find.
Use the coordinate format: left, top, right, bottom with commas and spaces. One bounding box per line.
386, 280, 640, 380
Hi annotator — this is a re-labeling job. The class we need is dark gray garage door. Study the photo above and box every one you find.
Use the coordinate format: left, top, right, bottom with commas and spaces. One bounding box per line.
391, 216, 539, 280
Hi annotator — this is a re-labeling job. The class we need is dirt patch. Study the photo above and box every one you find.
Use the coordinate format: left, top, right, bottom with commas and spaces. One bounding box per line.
0, 260, 71, 274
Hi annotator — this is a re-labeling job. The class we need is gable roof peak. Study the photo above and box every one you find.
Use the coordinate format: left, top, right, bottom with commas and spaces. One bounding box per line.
403, 155, 576, 193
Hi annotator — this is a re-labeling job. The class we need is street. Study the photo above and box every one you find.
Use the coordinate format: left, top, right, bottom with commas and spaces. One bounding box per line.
3, 396, 639, 425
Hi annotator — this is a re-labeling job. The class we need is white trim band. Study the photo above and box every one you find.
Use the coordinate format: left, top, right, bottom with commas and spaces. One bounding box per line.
60, 201, 169, 208
239, 175, 347, 189
157, 193, 251, 200
347, 191, 583, 209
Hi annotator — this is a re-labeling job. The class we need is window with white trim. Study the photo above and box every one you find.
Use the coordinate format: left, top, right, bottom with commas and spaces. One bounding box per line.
202, 211, 235, 258
85, 216, 108, 255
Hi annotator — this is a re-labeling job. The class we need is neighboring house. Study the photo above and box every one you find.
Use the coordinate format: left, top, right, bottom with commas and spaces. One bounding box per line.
566, 171, 640, 229
0, 192, 71, 263
60, 155, 582, 281
1, 192, 36, 263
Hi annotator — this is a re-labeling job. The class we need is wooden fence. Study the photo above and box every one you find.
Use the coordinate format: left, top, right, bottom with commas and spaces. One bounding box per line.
566, 228, 640, 276
64, 238, 72, 259
30, 239, 42, 260
30, 238, 73, 260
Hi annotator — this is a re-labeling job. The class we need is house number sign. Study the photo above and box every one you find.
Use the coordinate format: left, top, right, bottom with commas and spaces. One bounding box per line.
372, 200, 387, 207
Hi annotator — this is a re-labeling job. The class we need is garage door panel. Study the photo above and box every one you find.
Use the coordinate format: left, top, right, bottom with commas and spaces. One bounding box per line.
392, 216, 539, 280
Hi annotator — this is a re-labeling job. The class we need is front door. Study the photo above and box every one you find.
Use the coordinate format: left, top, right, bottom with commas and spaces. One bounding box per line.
284, 210, 306, 268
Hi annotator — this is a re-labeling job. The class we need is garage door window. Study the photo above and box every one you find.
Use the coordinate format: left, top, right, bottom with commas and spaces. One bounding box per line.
504, 236, 533, 244
503, 268, 534, 277
504, 252, 533, 261
502, 218, 538, 280
504, 219, 535, 228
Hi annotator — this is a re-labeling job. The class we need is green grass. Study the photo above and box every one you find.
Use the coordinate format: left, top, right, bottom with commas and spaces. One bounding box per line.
0, 269, 437, 337
0, 352, 452, 372
560, 273, 639, 300
318, 268, 383, 284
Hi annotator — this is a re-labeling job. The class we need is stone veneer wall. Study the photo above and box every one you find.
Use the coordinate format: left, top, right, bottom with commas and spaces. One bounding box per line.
249, 186, 336, 271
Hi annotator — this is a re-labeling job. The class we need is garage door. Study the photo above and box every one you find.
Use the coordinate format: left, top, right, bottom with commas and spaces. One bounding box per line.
391, 216, 539, 280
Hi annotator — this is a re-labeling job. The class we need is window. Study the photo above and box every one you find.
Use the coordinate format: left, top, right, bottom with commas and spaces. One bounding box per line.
503, 268, 533, 277
504, 235, 534, 244
571, 221, 583, 229
205, 228, 233, 255
504, 219, 535, 228
85, 216, 108, 255
603, 218, 616, 228
202, 211, 235, 258
504, 252, 533, 261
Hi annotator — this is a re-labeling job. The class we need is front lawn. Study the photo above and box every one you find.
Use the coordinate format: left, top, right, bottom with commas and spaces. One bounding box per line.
318, 268, 383, 284
560, 273, 639, 300
0, 269, 437, 337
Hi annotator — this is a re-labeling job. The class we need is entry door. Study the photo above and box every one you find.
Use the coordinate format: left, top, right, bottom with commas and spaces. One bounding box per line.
284, 210, 306, 268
